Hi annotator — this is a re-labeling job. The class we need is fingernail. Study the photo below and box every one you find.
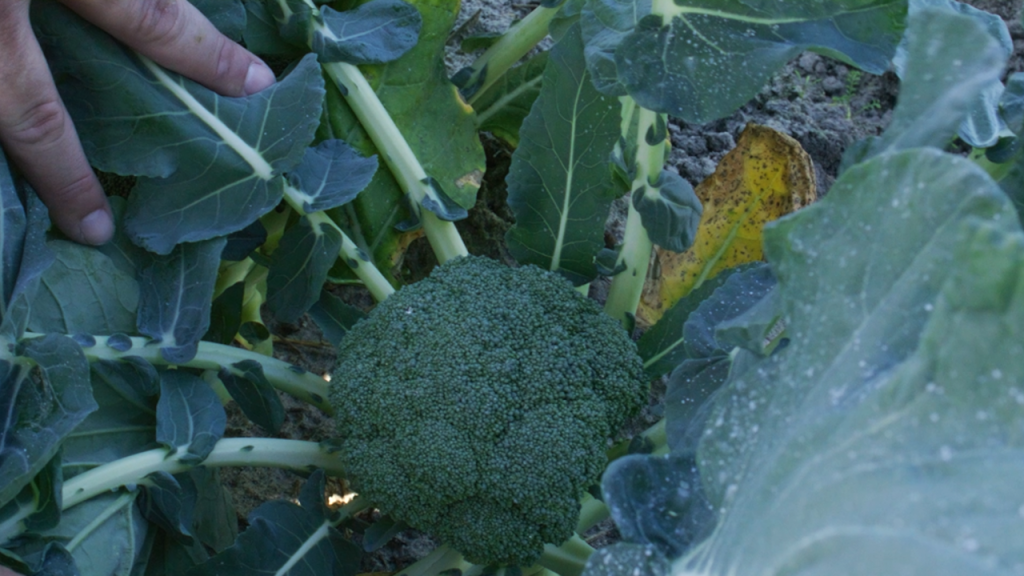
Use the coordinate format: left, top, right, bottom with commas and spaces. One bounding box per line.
79, 209, 114, 245
243, 61, 275, 96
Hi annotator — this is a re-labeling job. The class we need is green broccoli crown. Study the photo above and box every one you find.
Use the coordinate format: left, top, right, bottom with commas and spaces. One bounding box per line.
330, 256, 647, 566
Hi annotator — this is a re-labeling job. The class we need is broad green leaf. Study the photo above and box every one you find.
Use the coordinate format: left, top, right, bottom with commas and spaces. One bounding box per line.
138, 471, 198, 544
222, 221, 269, 262
34, 1, 325, 254
190, 468, 237, 553
191, 471, 361, 576
244, 0, 307, 56
0, 150, 27, 311
999, 73, 1024, 136
591, 149, 1024, 576
287, 140, 378, 213
204, 282, 244, 345
637, 267, 742, 379
137, 238, 227, 364
585, 0, 907, 122
190, 0, 246, 40
321, 0, 486, 272
638, 125, 815, 327
843, 8, 1006, 168
96, 198, 149, 278
632, 170, 702, 253
61, 359, 158, 478
217, 360, 286, 434
28, 241, 139, 335
0, 336, 95, 508
2, 195, 56, 340
472, 52, 549, 147
315, 0, 423, 64
892, 0, 1012, 148
156, 371, 227, 465
266, 217, 344, 323
0, 452, 63, 544
580, 0, 648, 95
307, 290, 367, 347
36, 492, 147, 576
505, 23, 621, 285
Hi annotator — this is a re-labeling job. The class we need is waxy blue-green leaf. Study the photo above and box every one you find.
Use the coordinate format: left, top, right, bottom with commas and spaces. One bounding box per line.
307, 291, 367, 348
266, 218, 344, 323
0, 336, 94, 508
61, 359, 158, 478
505, 23, 621, 284
584, 0, 907, 122
2, 194, 55, 340
33, 1, 325, 254
472, 52, 549, 147
287, 140, 378, 213
1000, 73, 1024, 136
190, 0, 246, 40
191, 471, 360, 576
137, 239, 227, 364
0, 150, 27, 310
580, 0, 648, 95
156, 371, 226, 466
217, 360, 285, 434
204, 282, 244, 345
589, 149, 1024, 576
842, 8, 1006, 169
28, 241, 139, 336
632, 171, 701, 253
0, 451, 63, 543
243, 0, 306, 56
891, 0, 1012, 148
314, 0, 422, 64
268, 0, 421, 64
222, 221, 268, 262
36, 491, 147, 576
138, 471, 198, 544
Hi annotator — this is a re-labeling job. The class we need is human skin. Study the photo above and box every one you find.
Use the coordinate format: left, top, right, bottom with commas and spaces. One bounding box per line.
0, 0, 276, 246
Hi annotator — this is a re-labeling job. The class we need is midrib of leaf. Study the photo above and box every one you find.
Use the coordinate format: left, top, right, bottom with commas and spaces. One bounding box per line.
474, 75, 543, 126
551, 74, 590, 272
65, 491, 135, 552
68, 426, 156, 438
664, 3, 886, 24
139, 57, 274, 179
276, 521, 331, 576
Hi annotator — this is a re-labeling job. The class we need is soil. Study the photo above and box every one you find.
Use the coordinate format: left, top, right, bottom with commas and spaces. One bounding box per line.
221, 1, 1024, 572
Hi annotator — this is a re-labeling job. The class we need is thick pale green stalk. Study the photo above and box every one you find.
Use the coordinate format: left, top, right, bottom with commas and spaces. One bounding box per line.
50, 333, 333, 413
322, 62, 468, 263
283, 187, 396, 302
462, 4, 560, 105
537, 534, 594, 576
604, 104, 668, 326
61, 438, 343, 510
576, 493, 610, 534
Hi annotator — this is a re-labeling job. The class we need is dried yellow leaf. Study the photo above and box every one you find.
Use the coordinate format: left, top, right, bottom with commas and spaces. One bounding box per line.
637, 124, 816, 326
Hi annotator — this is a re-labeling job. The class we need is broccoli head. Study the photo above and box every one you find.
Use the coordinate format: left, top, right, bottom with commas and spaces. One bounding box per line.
330, 256, 647, 566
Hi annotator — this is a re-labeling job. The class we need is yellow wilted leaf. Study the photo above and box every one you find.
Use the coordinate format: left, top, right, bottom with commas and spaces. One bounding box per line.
637, 124, 816, 326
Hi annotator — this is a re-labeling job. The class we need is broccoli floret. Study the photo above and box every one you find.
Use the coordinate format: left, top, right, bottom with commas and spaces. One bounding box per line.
330, 256, 647, 566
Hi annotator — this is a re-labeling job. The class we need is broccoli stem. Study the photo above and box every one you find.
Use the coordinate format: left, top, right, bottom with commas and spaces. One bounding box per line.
60, 439, 344, 511
40, 333, 333, 414
321, 61, 469, 263
283, 186, 396, 302
606, 418, 668, 462
459, 3, 561, 105
604, 104, 667, 327
537, 534, 595, 576
576, 493, 610, 534
396, 544, 473, 576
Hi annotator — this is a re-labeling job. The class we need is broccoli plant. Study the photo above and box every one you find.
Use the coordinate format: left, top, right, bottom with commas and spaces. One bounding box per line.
2, 0, 1022, 575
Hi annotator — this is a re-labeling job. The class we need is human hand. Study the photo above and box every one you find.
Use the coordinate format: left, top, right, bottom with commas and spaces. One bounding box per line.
0, 0, 276, 245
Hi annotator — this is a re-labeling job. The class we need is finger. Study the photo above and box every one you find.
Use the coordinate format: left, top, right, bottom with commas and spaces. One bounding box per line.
63, 0, 276, 97
0, 1, 113, 245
